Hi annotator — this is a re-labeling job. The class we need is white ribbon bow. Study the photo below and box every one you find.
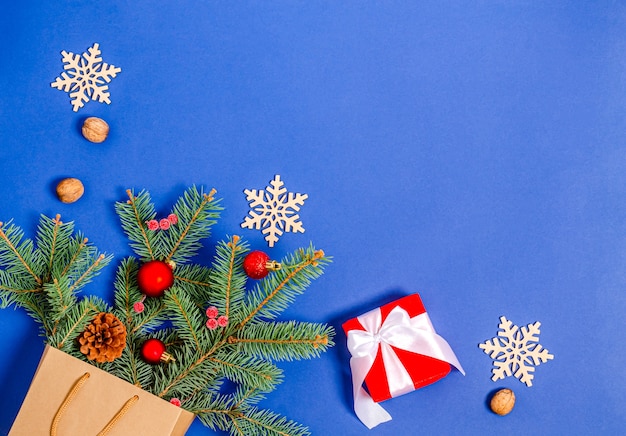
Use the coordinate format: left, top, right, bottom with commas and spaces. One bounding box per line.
347, 305, 465, 429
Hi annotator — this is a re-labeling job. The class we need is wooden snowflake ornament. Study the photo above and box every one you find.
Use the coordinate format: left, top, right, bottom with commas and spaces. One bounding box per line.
241, 175, 308, 247
479, 316, 554, 387
51, 43, 121, 112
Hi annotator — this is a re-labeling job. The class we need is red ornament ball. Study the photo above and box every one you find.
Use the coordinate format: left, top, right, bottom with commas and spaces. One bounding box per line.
141, 338, 166, 364
243, 251, 273, 279
137, 260, 174, 297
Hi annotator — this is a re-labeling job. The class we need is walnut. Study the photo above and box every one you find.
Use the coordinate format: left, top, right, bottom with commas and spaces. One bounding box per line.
490, 388, 515, 416
56, 178, 84, 203
82, 117, 109, 143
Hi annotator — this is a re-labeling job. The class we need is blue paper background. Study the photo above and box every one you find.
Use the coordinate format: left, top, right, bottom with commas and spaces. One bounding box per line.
1, 2, 625, 434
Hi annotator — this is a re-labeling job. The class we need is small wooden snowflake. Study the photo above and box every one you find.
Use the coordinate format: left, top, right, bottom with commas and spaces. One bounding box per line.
241, 175, 308, 247
51, 43, 122, 112
479, 316, 554, 387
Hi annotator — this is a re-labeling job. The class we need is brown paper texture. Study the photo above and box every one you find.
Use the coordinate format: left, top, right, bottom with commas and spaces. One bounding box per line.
10, 345, 195, 436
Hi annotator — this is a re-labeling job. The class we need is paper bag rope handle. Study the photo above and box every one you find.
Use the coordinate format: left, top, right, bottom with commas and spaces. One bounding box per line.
50, 372, 139, 436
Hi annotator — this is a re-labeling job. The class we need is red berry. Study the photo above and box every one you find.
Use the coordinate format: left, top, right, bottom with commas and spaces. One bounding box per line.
141, 338, 166, 364
137, 260, 174, 297
243, 251, 271, 279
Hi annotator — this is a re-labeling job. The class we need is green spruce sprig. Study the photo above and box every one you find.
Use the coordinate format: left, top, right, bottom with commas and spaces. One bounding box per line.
164, 186, 222, 264
115, 189, 160, 260
237, 244, 330, 326
0, 214, 111, 351
115, 187, 222, 262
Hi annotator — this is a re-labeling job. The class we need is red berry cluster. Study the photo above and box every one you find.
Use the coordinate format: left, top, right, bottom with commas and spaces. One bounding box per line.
205, 306, 228, 330
146, 213, 178, 231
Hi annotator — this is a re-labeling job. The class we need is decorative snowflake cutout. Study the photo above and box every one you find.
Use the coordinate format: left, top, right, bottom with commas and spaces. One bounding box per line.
241, 175, 308, 247
479, 316, 554, 387
51, 43, 121, 112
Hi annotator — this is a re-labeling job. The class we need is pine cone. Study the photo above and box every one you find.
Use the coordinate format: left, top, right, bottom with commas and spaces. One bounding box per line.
78, 312, 127, 363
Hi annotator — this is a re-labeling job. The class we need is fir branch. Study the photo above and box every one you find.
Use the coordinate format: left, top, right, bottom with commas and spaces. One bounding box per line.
54, 232, 112, 297
173, 263, 212, 307
110, 339, 155, 389
156, 349, 220, 398
112, 257, 139, 327
18, 295, 48, 332
223, 236, 243, 319
45, 216, 61, 275
192, 394, 236, 432
68, 253, 111, 294
198, 409, 231, 430
0, 283, 40, 295
163, 186, 221, 264
232, 406, 311, 436
116, 190, 160, 260
0, 266, 42, 312
192, 391, 302, 436
239, 246, 330, 328
228, 321, 335, 361
209, 351, 282, 393
231, 385, 266, 408
179, 378, 225, 408
164, 287, 206, 350
131, 302, 166, 334
43, 275, 76, 324
209, 236, 248, 322
0, 287, 40, 315
174, 269, 211, 289
229, 414, 247, 436
35, 214, 72, 281
157, 334, 235, 398
52, 296, 108, 351
59, 236, 89, 277
0, 286, 42, 294
0, 220, 41, 285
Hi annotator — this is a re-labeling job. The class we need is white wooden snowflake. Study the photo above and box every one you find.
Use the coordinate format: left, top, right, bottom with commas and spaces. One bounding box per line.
51, 43, 121, 112
479, 316, 554, 387
241, 175, 308, 247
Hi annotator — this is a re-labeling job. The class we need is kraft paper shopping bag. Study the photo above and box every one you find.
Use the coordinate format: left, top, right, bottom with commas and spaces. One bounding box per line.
10, 345, 195, 436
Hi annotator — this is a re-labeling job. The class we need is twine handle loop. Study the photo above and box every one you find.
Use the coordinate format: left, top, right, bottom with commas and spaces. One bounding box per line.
50, 372, 139, 436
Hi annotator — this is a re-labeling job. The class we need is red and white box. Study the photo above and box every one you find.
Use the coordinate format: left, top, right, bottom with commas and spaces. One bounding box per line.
343, 294, 464, 429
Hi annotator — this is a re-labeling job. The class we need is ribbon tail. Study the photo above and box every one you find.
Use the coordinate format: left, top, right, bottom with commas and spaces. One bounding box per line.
349, 356, 392, 429
431, 332, 466, 375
